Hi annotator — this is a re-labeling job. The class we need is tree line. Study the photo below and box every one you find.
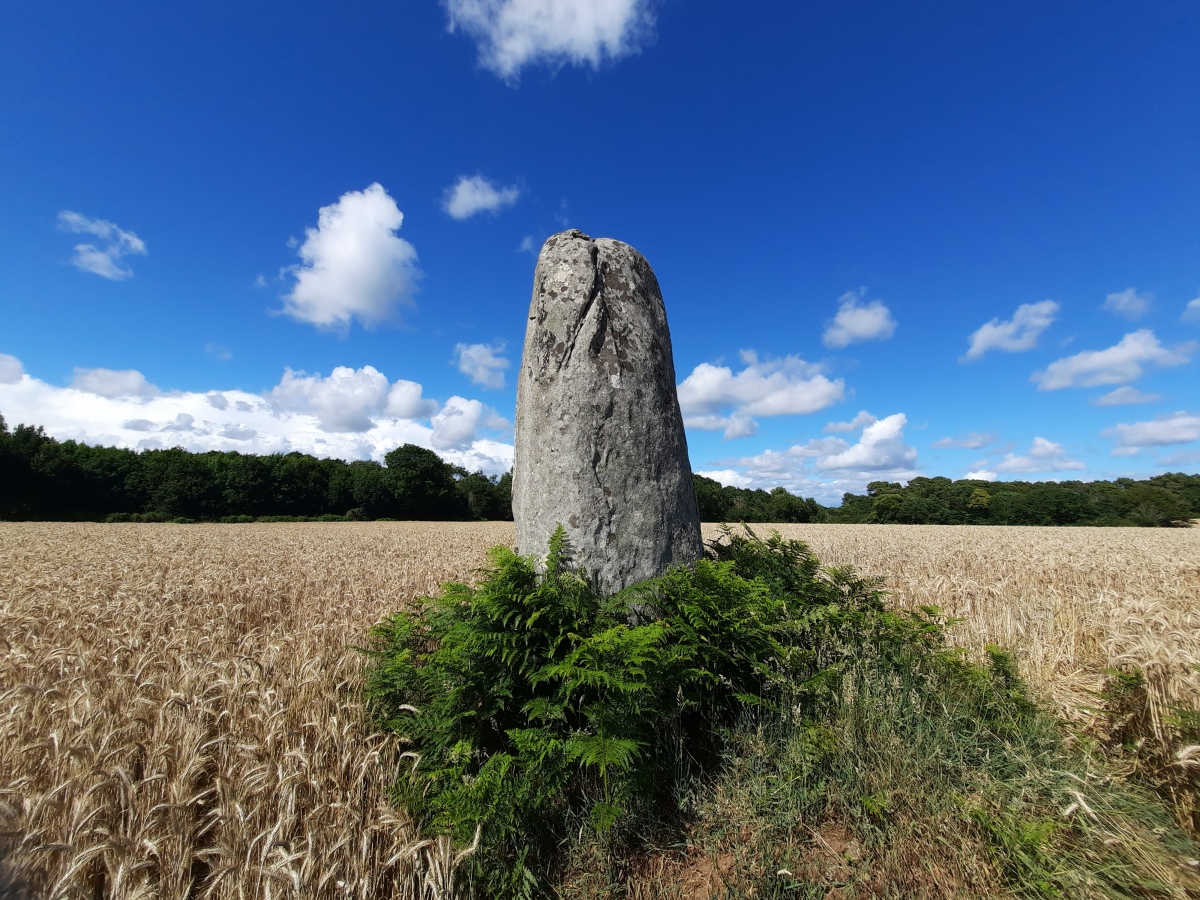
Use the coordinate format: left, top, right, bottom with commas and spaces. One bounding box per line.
2, 414, 1197, 525
832, 474, 1199, 527
0, 414, 511, 522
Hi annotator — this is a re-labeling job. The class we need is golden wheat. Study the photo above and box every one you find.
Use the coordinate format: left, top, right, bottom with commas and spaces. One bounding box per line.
0, 521, 1197, 897
0, 522, 509, 899
746, 524, 1200, 731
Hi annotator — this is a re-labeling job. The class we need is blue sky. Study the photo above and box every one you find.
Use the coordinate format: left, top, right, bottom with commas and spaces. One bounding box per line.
1, 0, 1198, 504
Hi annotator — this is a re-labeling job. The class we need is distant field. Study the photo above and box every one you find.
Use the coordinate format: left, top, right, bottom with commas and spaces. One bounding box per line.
1, 522, 1197, 898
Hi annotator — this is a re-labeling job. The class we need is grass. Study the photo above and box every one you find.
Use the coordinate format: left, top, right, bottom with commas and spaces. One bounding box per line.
0, 521, 1197, 897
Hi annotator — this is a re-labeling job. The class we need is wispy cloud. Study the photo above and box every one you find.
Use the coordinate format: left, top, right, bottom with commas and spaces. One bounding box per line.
57, 211, 147, 280
1102, 287, 1152, 320
822, 289, 896, 349
931, 432, 997, 449
280, 183, 420, 332
444, 0, 657, 82
1091, 386, 1161, 407
989, 437, 1085, 474
443, 175, 521, 220
1033, 330, 1192, 390
961, 300, 1058, 362
1103, 411, 1200, 453
823, 410, 876, 433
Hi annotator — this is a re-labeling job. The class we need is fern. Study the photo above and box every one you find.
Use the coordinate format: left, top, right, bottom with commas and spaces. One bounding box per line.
362, 525, 974, 896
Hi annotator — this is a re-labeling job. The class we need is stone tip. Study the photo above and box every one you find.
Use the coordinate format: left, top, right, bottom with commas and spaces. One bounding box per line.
552, 229, 592, 242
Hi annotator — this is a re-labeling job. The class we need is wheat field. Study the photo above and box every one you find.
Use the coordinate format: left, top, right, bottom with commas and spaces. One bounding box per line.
0, 521, 1197, 898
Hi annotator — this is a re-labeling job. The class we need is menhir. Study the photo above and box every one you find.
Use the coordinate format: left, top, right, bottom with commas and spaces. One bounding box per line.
512, 229, 703, 595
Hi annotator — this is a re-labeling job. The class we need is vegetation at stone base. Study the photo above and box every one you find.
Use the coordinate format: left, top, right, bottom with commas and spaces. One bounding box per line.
829, 474, 1200, 527
364, 527, 1200, 898
0, 412, 512, 522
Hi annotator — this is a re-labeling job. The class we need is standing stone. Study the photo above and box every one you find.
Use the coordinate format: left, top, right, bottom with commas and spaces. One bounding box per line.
512, 230, 703, 595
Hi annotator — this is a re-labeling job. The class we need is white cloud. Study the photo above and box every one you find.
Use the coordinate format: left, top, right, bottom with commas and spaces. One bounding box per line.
682, 413, 761, 440
57, 211, 147, 280
823, 410, 876, 433
965, 470, 997, 481
518, 235, 537, 254
71, 367, 160, 399
1102, 287, 1152, 320
697, 413, 919, 505
0, 359, 513, 476
817, 413, 918, 473
682, 415, 728, 432
1183, 296, 1200, 323
991, 437, 1085, 474
1103, 411, 1200, 451
219, 424, 258, 441
454, 342, 511, 389
268, 365, 436, 432
281, 183, 419, 331
822, 290, 896, 349
163, 413, 195, 432
430, 396, 510, 451
931, 432, 997, 449
787, 437, 851, 458
678, 351, 844, 440
694, 469, 752, 489
443, 175, 521, 220
961, 300, 1058, 362
444, 0, 656, 82
1091, 386, 1162, 407
0, 353, 24, 384
721, 413, 758, 439
1033, 330, 1192, 390
387, 380, 440, 419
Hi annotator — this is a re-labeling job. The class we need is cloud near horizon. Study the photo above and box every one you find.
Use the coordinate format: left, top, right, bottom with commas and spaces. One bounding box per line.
444, 0, 657, 82
697, 412, 920, 504
931, 431, 997, 449
0, 355, 512, 475
981, 437, 1085, 475
280, 184, 420, 332
57, 210, 147, 280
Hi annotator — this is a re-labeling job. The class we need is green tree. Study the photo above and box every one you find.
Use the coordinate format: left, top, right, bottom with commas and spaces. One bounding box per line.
967, 488, 992, 513
384, 444, 466, 519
